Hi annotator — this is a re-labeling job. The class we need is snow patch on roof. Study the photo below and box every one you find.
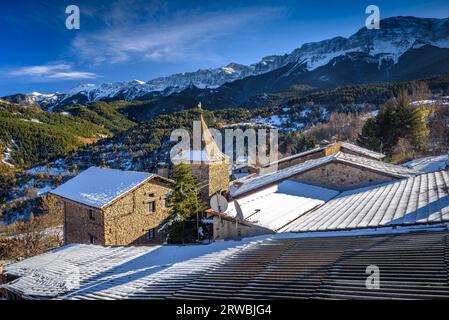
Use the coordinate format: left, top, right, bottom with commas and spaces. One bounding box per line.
282, 171, 449, 232
4, 223, 449, 300
402, 155, 449, 173
225, 180, 339, 231
51, 167, 153, 208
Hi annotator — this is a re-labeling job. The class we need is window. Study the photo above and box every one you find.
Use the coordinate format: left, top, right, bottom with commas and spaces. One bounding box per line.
147, 228, 156, 240
148, 193, 155, 198
89, 234, 95, 244
89, 209, 95, 221
148, 201, 156, 213
165, 191, 173, 207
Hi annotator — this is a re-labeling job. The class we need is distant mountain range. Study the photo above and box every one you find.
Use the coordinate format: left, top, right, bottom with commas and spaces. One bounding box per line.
3, 16, 449, 112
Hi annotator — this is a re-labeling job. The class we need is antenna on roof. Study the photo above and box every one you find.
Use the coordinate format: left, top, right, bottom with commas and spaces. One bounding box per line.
234, 200, 244, 240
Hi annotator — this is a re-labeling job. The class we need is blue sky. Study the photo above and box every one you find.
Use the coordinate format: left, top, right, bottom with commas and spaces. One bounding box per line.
1, 0, 448, 96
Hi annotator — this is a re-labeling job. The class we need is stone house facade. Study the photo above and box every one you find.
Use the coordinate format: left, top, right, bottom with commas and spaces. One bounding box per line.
52, 167, 174, 246
264, 142, 385, 171
210, 213, 273, 240
291, 161, 395, 190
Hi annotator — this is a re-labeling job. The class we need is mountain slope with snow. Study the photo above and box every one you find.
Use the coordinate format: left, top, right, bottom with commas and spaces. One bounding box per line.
3, 16, 449, 110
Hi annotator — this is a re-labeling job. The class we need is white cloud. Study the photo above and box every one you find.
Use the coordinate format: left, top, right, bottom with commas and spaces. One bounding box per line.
10, 64, 71, 76
71, 6, 285, 65
9, 63, 97, 80
47, 72, 97, 80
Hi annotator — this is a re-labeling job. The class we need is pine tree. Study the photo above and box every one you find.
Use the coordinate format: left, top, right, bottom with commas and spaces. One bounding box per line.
166, 163, 206, 244
358, 89, 429, 156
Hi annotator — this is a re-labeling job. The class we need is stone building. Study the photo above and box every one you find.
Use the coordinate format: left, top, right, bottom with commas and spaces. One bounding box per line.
262, 141, 385, 171
51, 167, 174, 246
172, 106, 230, 200
210, 148, 419, 240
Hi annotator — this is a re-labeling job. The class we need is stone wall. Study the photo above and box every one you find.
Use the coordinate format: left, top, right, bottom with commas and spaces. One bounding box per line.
208, 162, 230, 196
103, 179, 173, 246
64, 201, 105, 245
190, 163, 210, 200
212, 216, 273, 240
292, 162, 395, 190
190, 161, 230, 200
277, 150, 326, 170
64, 179, 173, 246
276, 144, 341, 170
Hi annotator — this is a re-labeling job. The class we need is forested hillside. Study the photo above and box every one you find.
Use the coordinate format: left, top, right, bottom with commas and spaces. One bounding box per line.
0, 102, 115, 169
60, 101, 135, 132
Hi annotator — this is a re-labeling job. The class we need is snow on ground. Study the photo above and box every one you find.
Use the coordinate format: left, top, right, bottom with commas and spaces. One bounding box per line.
251, 115, 305, 131
1, 146, 14, 168
253, 115, 288, 127
21, 118, 44, 124
26, 165, 70, 176
411, 99, 449, 106
402, 155, 449, 173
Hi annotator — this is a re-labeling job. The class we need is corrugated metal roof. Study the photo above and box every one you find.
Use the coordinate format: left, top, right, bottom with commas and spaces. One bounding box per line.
281, 171, 449, 233
232, 152, 418, 198
4, 228, 449, 300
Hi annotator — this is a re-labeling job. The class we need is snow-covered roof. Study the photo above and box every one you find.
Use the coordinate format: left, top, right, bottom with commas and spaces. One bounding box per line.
232, 152, 418, 198
2, 236, 280, 299
401, 155, 449, 173
281, 171, 449, 233
50, 167, 155, 209
4, 225, 449, 300
224, 180, 339, 231
339, 141, 385, 160
263, 142, 384, 168
335, 152, 419, 177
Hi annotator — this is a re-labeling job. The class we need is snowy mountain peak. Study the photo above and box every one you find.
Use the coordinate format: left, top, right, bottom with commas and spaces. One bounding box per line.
4, 16, 449, 110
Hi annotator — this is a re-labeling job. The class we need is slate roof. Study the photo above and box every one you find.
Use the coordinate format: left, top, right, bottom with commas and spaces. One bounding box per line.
335, 152, 419, 177
262, 146, 325, 167
339, 141, 385, 160
263, 142, 385, 168
281, 171, 449, 233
